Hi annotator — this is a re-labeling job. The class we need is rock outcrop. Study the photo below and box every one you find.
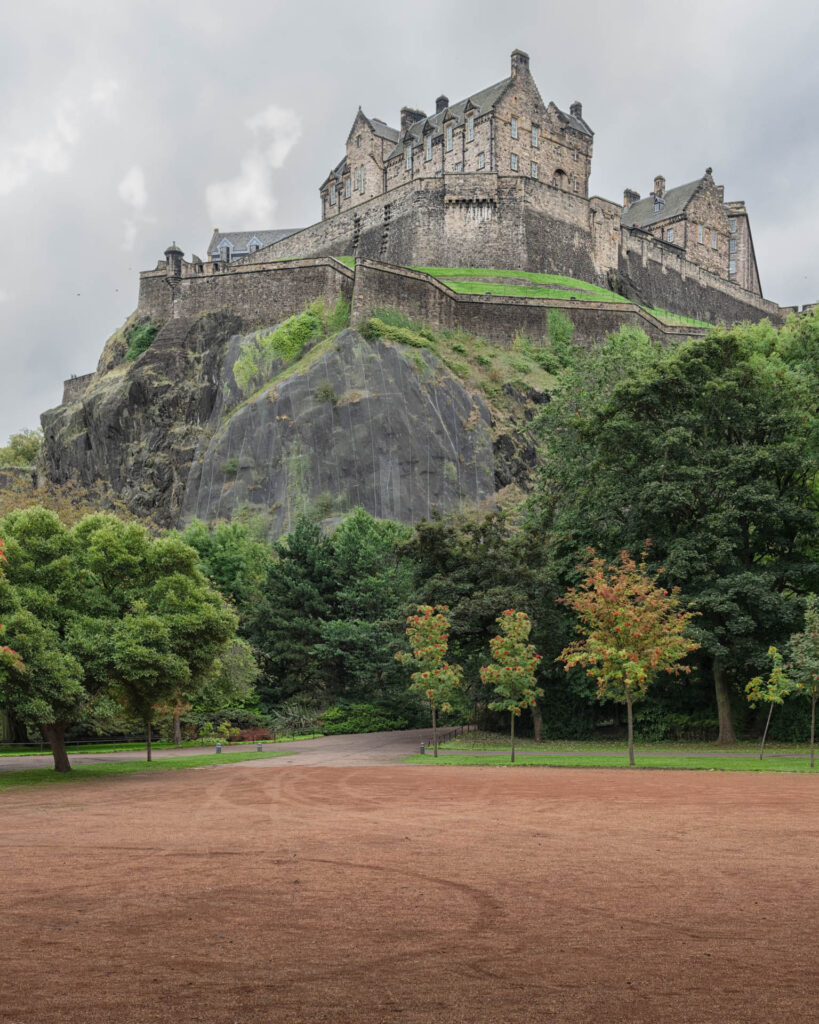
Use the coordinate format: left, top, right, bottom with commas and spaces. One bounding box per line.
42, 312, 544, 532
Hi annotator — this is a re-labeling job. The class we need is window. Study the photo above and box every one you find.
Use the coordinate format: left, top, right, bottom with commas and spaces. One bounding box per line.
729, 218, 737, 233
531, 124, 539, 148
426, 135, 432, 161
531, 161, 538, 179
330, 184, 337, 205
729, 237, 737, 254
510, 153, 518, 171
406, 148, 412, 171
729, 259, 737, 274
712, 230, 717, 249
467, 114, 474, 142
698, 224, 704, 244
356, 135, 361, 148
360, 167, 366, 192
667, 228, 674, 242
455, 161, 463, 172
573, 149, 578, 161
573, 179, 578, 192
354, 167, 359, 190
511, 116, 518, 139
477, 151, 485, 169
345, 177, 351, 198
446, 125, 453, 151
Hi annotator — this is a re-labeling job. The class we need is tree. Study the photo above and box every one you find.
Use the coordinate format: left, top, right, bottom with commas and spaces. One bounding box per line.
745, 647, 793, 759
0, 539, 24, 682
785, 595, 819, 768
0, 510, 87, 770
0, 428, 42, 468
480, 610, 543, 762
396, 605, 462, 756
534, 322, 819, 743
557, 550, 699, 766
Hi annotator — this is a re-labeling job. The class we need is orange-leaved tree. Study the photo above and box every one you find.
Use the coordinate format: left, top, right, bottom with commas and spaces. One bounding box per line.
396, 604, 462, 757
480, 610, 543, 763
557, 550, 699, 766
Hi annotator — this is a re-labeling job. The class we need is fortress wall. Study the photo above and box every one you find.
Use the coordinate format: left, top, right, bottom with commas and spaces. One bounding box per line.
138, 273, 173, 321
620, 229, 784, 325
62, 373, 95, 405
139, 259, 354, 328
352, 260, 705, 348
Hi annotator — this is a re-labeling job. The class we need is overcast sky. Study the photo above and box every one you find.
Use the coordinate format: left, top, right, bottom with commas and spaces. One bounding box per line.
1, 0, 817, 442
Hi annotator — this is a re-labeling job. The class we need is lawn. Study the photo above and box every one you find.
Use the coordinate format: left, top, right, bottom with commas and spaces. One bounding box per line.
440, 730, 814, 755
0, 749, 286, 789
406, 752, 817, 772
412, 265, 629, 303
0, 733, 322, 757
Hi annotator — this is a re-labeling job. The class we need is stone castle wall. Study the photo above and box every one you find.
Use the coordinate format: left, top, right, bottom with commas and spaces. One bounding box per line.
62, 373, 95, 405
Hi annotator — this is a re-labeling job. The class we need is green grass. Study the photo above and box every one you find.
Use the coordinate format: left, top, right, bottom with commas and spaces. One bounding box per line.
0, 750, 287, 789
641, 306, 711, 328
333, 256, 356, 269
440, 731, 814, 755
0, 733, 322, 757
412, 266, 630, 303
406, 752, 818, 772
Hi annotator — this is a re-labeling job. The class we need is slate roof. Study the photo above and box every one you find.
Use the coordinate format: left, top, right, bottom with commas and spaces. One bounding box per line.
385, 77, 512, 160
370, 118, 400, 143
207, 229, 300, 256
621, 178, 702, 229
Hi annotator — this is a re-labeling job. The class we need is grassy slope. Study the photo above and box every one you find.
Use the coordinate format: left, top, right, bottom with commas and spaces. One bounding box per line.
0, 750, 287, 789
406, 753, 817, 772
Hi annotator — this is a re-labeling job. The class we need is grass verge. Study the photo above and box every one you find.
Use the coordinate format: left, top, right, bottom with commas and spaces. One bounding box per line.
439, 732, 814, 755
0, 750, 287, 790
405, 753, 817, 772
0, 734, 322, 757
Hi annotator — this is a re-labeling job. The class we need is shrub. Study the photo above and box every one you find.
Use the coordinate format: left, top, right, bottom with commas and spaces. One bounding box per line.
320, 703, 409, 735
475, 353, 493, 368
546, 309, 575, 367
360, 317, 430, 349
325, 295, 351, 334
233, 302, 325, 393
125, 322, 159, 361
222, 457, 239, 476
509, 357, 533, 374
238, 727, 273, 742
314, 380, 337, 404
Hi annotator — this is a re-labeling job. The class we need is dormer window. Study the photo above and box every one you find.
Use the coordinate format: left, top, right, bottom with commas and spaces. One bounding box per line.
345, 177, 351, 198
426, 135, 432, 161
653, 198, 664, 213
446, 124, 453, 151
511, 116, 518, 139
330, 184, 337, 205
406, 147, 413, 171
467, 114, 475, 142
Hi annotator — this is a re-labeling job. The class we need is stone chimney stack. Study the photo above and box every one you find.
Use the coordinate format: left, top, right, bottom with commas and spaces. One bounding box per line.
511, 48, 530, 77
653, 175, 666, 199
570, 101, 583, 119
715, 184, 725, 202
400, 107, 427, 133
623, 188, 640, 210
436, 94, 449, 114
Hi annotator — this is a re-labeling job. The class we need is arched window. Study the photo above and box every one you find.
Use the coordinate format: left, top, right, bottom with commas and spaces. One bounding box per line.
553, 169, 567, 189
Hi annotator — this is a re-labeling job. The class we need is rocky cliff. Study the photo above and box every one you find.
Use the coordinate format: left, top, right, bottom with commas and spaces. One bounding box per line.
41, 308, 547, 532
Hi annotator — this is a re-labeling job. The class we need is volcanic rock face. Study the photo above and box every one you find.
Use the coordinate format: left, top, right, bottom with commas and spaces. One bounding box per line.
42, 314, 540, 532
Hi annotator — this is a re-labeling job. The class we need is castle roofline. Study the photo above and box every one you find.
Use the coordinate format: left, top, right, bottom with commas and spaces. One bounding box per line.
621, 174, 709, 229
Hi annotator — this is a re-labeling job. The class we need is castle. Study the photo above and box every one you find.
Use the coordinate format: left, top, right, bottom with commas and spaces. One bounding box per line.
129, 47, 815, 366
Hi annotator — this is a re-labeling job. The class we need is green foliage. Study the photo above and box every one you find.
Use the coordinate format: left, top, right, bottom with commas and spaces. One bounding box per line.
546, 309, 576, 367
314, 380, 338, 404
125, 322, 159, 361
221, 457, 239, 476
360, 316, 431, 349
481, 610, 544, 761
233, 298, 347, 394
320, 702, 408, 735
0, 429, 43, 468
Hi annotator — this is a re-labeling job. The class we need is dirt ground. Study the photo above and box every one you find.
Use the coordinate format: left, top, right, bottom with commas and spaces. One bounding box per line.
2, 762, 817, 1024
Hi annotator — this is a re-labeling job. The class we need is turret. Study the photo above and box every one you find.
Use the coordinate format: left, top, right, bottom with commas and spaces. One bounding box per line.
164, 241, 183, 278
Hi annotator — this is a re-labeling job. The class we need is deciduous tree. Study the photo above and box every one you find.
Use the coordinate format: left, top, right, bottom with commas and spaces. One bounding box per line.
558, 550, 699, 765
480, 610, 543, 762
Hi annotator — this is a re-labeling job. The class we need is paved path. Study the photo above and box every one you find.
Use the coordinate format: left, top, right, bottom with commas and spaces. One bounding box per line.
0, 728, 444, 772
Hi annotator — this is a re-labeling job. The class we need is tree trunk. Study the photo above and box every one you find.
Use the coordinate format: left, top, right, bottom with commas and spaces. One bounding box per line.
626, 698, 635, 767
41, 722, 71, 772
510, 711, 516, 764
173, 712, 182, 748
146, 720, 152, 763
759, 703, 774, 760
432, 705, 438, 758
811, 697, 816, 770
713, 658, 737, 744
531, 702, 543, 743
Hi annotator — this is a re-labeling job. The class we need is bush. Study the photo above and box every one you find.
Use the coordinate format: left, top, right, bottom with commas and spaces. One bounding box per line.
320, 703, 409, 735
314, 380, 337, 404
546, 309, 575, 367
125, 322, 159, 361
222, 457, 239, 476
238, 727, 273, 742
360, 317, 431, 350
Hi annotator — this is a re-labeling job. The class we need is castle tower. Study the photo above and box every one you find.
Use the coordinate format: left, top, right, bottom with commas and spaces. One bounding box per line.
164, 242, 183, 279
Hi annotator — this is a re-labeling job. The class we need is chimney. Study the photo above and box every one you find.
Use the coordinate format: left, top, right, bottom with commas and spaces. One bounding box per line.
436, 94, 449, 114
511, 48, 530, 77
653, 175, 666, 199
715, 185, 725, 202
400, 107, 427, 133
623, 188, 640, 210
570, 101, 583, 120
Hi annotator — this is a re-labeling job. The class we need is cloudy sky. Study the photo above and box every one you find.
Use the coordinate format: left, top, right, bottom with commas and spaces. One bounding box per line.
1, 0, 817, 441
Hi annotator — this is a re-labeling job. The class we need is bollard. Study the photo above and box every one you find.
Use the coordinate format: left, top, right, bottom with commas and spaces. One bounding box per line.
257, 741, 263, 752
216, 742, 222, 753
420, 742, 425, 755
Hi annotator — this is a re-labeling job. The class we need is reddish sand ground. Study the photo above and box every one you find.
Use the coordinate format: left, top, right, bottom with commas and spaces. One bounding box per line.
2, 763, 817, 1023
